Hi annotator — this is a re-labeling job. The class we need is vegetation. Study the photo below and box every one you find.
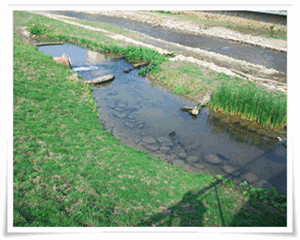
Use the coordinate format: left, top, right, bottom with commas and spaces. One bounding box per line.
209, 83, 287, 129
28, 23, 50, 36
150, 10, 183, 15
13, 11, 287, 227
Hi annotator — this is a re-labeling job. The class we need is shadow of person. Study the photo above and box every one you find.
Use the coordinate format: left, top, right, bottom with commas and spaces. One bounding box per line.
138, 184, 219, 227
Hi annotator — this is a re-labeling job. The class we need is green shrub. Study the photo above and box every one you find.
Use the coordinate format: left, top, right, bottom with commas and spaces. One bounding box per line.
29, 24, 49, 35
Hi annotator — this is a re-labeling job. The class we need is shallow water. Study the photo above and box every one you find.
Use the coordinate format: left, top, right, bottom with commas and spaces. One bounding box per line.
38, 44, 287, 195
48, 10, 287, 74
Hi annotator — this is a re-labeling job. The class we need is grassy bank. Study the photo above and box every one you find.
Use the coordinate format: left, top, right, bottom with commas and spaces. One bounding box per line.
13, 11, 287, 227
149, 10, 287, 40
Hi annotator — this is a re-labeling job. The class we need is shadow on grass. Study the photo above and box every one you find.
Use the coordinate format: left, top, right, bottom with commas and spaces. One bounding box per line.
138, 183, 220, 226
138, 168, 287, 227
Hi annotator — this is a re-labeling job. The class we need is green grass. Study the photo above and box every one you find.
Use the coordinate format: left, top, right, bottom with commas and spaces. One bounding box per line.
13, 11, 287, 227
209, 83, 287, 129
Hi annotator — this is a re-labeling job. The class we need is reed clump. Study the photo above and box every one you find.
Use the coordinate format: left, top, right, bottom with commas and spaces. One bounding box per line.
209, 84, 287, 129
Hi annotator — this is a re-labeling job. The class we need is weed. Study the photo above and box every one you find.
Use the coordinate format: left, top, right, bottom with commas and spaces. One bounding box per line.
29, 24, 50, 35
138, 66, 147, 76
209, 83, 287, 129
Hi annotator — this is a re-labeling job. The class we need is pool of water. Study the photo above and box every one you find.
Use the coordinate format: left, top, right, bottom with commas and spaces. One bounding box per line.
38, 44, 287, 195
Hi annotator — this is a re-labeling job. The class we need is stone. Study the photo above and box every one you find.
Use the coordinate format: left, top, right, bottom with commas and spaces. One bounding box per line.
173, 159, 185, 166
160, 141, 174, 147
247, 122, 260, 132
146, 144, 159, 151
194, 163, 205, 169
199, 93, 211, 106
114, 107, 124, 112
86, 75, 115, 85
240, 120, 249, 127
256, 179, 274, 189
112, 112, 127, 118
53, 54, 72, 68
257, 128, 268, 135
133, 62, 149, 68
104, 122, 114, 130
124, 122, 135, 128
138, 123, 144, 129
244, 172, 258, 184
178, 149, 187, 159
187, 156, 198, 163
182, 164, 199, 174
159, 146, 171, 153
191, 108, 199, 115
204, 154, 223, 165
142, 137, 157, 144
124, 68, 134, 73
134, 138, 141, 144
157, 136, 171, 144
222, 165, 240, 176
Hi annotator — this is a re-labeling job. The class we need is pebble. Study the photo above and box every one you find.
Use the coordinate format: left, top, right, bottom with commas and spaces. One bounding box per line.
146, 144, 159, 151
193, 163, 205, 169
244, 172, 258, 183
114, 107, 124, 112
178, 149, 187, 159
257, 128, 268, 135
173, 159, 185, 166
204, 154, 223, 165
187, 156, 198, 163
222, 165, 240, 176
181, 164, 199, 174
159, 146, 171, 153
142, 137, 157, 144
124, 122, 135, 128
240, 120, 249, 127
157, 136, 171, 143
160, 141, 174, 147
112, 112, 127, 118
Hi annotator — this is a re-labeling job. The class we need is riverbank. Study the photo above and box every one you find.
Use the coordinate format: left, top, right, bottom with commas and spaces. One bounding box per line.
77, 10, 287, 52
13, 11, 287, 227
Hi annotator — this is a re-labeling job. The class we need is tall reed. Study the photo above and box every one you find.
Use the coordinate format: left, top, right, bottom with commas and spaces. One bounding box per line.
209, 84, 287, 129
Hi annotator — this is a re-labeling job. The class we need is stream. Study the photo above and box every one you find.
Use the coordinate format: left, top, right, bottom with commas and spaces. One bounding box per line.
38, 44, 287, 196
48, 10, 287, 74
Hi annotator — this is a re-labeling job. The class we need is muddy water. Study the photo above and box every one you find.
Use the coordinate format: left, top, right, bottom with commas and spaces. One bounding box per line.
48, 10, 287, 74
38, 44, 287, 195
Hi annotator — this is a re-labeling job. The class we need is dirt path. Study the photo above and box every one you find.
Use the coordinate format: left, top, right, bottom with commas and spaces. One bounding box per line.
25, 11, 287, 93
78, 10, 287, 52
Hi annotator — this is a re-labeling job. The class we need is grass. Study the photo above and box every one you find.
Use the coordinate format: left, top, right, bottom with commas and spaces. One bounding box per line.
209, 83, 287, 129
13, 11, 287, 227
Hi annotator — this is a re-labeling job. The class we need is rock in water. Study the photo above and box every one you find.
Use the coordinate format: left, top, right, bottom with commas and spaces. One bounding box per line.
191, 108, 199, 115
86, 75, 115, 85
204, 154, 223, 165
222, 165, 240, 176
53, 54, 71, 68
178, 149, 187, 159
